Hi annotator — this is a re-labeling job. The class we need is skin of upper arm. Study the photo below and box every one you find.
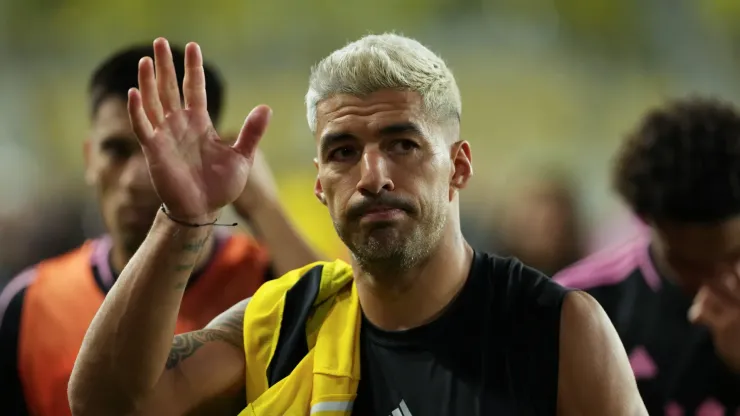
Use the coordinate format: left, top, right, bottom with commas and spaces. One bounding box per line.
137, 298, 251, 416
556, 291, 647, 416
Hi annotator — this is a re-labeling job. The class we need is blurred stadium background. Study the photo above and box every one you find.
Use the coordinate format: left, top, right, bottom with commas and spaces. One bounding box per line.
2, 0, 740, 282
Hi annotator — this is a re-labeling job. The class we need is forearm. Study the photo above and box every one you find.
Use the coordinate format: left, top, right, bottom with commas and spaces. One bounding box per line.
245, 199, 322, 275
69, 209, 215, 414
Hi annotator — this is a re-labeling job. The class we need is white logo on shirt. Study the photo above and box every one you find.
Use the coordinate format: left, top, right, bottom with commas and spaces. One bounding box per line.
390, 400, 413, 416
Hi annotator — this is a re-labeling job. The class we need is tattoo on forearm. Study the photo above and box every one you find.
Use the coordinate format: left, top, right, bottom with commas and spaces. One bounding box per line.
182, 238, 207, 253
170, 238, 206, 275
165, 302, 246, 370
174, 264, 195, 272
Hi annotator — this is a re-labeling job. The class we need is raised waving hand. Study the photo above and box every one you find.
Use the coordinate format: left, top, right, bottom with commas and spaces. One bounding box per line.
128, 38, 271, 221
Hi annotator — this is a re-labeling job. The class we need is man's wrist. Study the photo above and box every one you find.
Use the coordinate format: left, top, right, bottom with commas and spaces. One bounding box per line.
152, 208, 222, 237
159, 205, 222, 227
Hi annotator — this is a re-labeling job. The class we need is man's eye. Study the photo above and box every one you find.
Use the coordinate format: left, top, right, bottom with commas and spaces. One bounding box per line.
329, 146, 358, 161
102, 142, 134, 159
391, 139, 419, 153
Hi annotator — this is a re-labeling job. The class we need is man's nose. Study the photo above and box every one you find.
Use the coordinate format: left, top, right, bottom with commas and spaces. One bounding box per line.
119, 154, 152, 192
356, 148, 394, 195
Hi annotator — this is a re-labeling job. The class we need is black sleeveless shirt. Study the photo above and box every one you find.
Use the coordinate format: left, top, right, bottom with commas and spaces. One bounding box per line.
352, 251, 571, 416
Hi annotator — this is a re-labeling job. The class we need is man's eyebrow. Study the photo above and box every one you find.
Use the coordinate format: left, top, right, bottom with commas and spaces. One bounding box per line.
378, 122, 424, 137
319, 132, 355, 156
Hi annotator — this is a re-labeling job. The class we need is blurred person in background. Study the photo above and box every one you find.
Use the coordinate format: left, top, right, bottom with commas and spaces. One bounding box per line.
0, 197, 86, 287
69, 35, 644, 416
556, 97, 740, 414
0, 44, 319, 416
498, 172, 585, 276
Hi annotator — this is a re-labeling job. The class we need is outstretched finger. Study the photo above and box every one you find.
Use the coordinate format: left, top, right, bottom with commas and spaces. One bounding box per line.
128, 88, 154, 144
183, 42, 207, 112
233, 105, 272, 159
138, 57, 164, 126
153, 38, 182, 115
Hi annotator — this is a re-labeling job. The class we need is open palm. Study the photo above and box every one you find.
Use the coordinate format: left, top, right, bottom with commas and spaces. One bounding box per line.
128, 38, 271, 221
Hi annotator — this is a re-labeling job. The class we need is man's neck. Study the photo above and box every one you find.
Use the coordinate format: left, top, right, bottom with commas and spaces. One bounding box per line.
354, 230, 474, 332
110, 234, 216, 276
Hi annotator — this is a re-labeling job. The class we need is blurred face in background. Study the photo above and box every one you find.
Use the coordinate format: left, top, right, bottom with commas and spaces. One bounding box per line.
84, 96, 160, 260
651, 217, 740, 293
500, 179, 582, 276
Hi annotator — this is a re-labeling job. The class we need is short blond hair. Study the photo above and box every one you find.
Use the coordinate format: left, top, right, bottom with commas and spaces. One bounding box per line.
305, 33, 462, 134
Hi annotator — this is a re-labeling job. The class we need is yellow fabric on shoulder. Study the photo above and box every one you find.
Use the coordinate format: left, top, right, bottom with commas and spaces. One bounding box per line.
240, 259, 361, 415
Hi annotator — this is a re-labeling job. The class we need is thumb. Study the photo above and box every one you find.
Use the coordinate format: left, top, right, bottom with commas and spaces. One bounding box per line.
233, 105, 272, 159
688, 304, 706, 325
688, 287, 725, 328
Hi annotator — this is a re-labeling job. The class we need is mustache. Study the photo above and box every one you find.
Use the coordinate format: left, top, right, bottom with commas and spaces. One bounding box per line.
346, 194, 416, 221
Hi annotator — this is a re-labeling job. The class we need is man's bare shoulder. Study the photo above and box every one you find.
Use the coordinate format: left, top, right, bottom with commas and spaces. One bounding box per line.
558, 291, 647, 415
561, 291, 603, 331
559, 290, 625, 361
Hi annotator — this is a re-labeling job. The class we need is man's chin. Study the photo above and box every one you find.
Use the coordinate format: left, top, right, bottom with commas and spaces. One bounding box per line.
353, 233, 408, 259
365, 224, 403, 239
340, 222, 411, 256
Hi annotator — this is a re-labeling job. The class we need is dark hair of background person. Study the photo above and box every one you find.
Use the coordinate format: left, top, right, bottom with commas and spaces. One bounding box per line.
88, 44, 225, 127
613, 96, 740, 223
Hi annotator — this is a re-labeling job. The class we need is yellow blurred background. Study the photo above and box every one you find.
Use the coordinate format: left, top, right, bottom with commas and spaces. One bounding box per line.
2, 0, 740, 278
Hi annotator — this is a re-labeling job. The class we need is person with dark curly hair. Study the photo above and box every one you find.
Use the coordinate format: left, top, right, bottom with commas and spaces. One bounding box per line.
556, 96, 740, 414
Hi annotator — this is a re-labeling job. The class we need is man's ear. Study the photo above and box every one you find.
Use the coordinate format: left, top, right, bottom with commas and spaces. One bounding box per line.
313, 158, 327, 204
314, 175, 326, 205
450, 140, 473, 191
83, 139, 96, 185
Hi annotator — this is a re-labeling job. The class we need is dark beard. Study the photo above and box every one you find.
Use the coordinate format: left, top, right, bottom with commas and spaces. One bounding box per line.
339, 222, 441, 280
337, 222, 414, 269
335, 194, 448, 278
351, 244, 418, 278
